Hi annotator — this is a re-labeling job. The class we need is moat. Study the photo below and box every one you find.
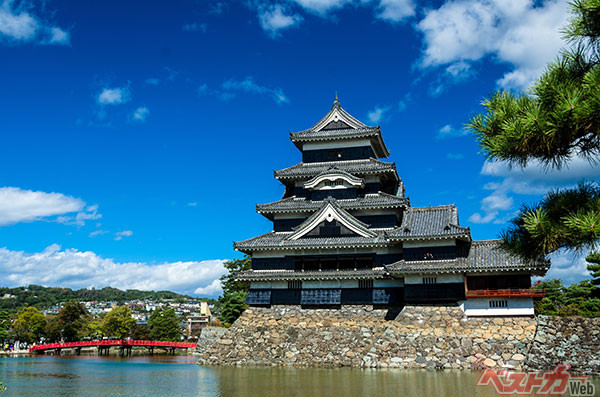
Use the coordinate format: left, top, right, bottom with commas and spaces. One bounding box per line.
2, 355, 599, 396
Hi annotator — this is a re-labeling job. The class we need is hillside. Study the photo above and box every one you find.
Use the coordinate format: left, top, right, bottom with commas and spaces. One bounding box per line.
0, 285, 211, 312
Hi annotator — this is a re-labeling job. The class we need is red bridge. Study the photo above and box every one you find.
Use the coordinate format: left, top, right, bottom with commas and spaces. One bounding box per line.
29, 340, 197, 356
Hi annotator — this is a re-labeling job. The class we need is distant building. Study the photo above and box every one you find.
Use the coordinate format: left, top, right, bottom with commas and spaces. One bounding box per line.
234, 97, 549, 316
186, 302, 211, 336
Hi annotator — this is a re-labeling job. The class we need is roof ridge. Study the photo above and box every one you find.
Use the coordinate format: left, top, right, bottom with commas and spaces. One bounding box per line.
409, 204, 455, 211
471, 239, 503, 245
290, 126, 380, 135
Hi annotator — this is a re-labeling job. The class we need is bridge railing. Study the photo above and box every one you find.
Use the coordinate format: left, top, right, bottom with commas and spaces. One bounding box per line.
29, 340, 197, 352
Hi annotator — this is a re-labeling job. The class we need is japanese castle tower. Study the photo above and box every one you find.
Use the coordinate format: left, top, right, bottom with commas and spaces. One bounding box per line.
235, 97, 549, 316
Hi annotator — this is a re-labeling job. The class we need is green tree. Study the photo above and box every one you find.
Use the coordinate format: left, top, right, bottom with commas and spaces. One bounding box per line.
12, 307, 46, 344
57, 301, 89, 342
466, 1, 600, 262
468, 0, 600, 168
100, 306, 136, 339
44, 317, 62, 343
0, 311, 10, 341
148, 308, 181, 341
130, 323, 151, 340
586, 251, 600, 285
218, 256, 251, 326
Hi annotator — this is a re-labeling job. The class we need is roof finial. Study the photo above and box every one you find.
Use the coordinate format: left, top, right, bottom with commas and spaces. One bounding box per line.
332, 91, 340, 109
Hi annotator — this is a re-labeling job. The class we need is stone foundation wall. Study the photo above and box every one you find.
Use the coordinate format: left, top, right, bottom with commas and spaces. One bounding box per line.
196, 306, 599, 374
194, 327, 228, 356
524, 316, 600, 375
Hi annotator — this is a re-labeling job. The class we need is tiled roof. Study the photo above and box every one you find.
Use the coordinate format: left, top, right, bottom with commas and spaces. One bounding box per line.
386, 240, 550, 274
289, 99, 390, 158
291, 126, 380, 139
256, 192, 409, 216
236, 268, 387, 281
288, 198, 377, 239
292, 97, 369, 133
388, 204, 471, 240
234, 231, 390, 253
274, 158, 398, 181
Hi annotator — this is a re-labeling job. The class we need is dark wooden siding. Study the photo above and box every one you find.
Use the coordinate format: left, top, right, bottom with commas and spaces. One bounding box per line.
271, 289, 301, 305
404, 246, 457, 261
355, 214, 399, 228
251, 254, 403, 271
466, 275, 531, 290
273, 218, 306, 232
251, 287, 405, 306
364, 182, 382, 194
404, 283, 465, 302
373, 288, 404, 305
374, 254, 404, 267
252, 257, 294, 270
302, 146, 376, 163
311, 188, 358, 201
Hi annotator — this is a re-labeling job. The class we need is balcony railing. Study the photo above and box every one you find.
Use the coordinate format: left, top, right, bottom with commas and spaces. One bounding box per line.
466, 288, 545, 298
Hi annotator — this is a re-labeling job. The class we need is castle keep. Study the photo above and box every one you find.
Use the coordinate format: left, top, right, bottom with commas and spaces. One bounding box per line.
234, 97, 548, 316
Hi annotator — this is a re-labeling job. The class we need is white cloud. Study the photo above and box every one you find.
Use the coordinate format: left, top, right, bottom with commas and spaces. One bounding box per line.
416, 0, 569, 90
292, 0, 352, 15
187, 202, 198, 207
445, 61, 471, 78
258, 4, 302, 36
481, 191, 513, 211
0, 244, 227, 297
0, 0, 70, 45
0, 187, 88, 226
57, 204, 102, 226
468, 211, 498, 224
437, 124, 467, 139
132, 106, 150, 122
46, 27, 69, 45
470, 155, 600, 224
182, 23, 207, 32
114, 230, 133, 241
376, 0, 415, 22
367, 105, 390, 124
194, 279, 222, 296
481, 156, 600, 194
543, 249, 593, 285
222, 77, 289, 104
97, 86, 131, 105
89, 230, 109, 238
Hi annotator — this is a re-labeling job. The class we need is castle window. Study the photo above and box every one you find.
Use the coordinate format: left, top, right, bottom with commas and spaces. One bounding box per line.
358, 279, 373, 289
489, 300, 508, 308
423, 277, 437, 284
325, 180, 343, 187
288, 280, 302, 289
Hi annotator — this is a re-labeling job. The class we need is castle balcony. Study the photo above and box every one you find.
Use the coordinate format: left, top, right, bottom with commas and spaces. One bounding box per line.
465, 288, 545, 299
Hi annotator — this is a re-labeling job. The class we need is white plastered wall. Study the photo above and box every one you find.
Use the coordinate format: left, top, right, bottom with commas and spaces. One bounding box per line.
459, 298, 534, 316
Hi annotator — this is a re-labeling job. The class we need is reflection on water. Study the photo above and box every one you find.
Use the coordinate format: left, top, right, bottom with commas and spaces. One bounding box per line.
0, 356, 597, 396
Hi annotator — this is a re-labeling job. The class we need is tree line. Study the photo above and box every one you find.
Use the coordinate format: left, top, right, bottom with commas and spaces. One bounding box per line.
0, 302, 183, 345
0, 284, 214, 314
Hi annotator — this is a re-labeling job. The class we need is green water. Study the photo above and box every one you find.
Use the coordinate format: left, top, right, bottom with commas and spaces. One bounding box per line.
0, 355, 598, 396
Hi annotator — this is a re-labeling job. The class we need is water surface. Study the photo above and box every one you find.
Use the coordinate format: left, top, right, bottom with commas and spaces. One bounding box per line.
0, 356, 597, 396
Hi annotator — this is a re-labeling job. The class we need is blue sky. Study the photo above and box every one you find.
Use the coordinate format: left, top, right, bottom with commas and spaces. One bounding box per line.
0, 0, 594, 296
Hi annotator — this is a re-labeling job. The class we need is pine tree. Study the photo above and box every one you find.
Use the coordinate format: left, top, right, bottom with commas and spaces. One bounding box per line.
468, 0, 600, 168
218, 256, 251, 326
467, 1, 600, 262
586, 251, 600, 285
